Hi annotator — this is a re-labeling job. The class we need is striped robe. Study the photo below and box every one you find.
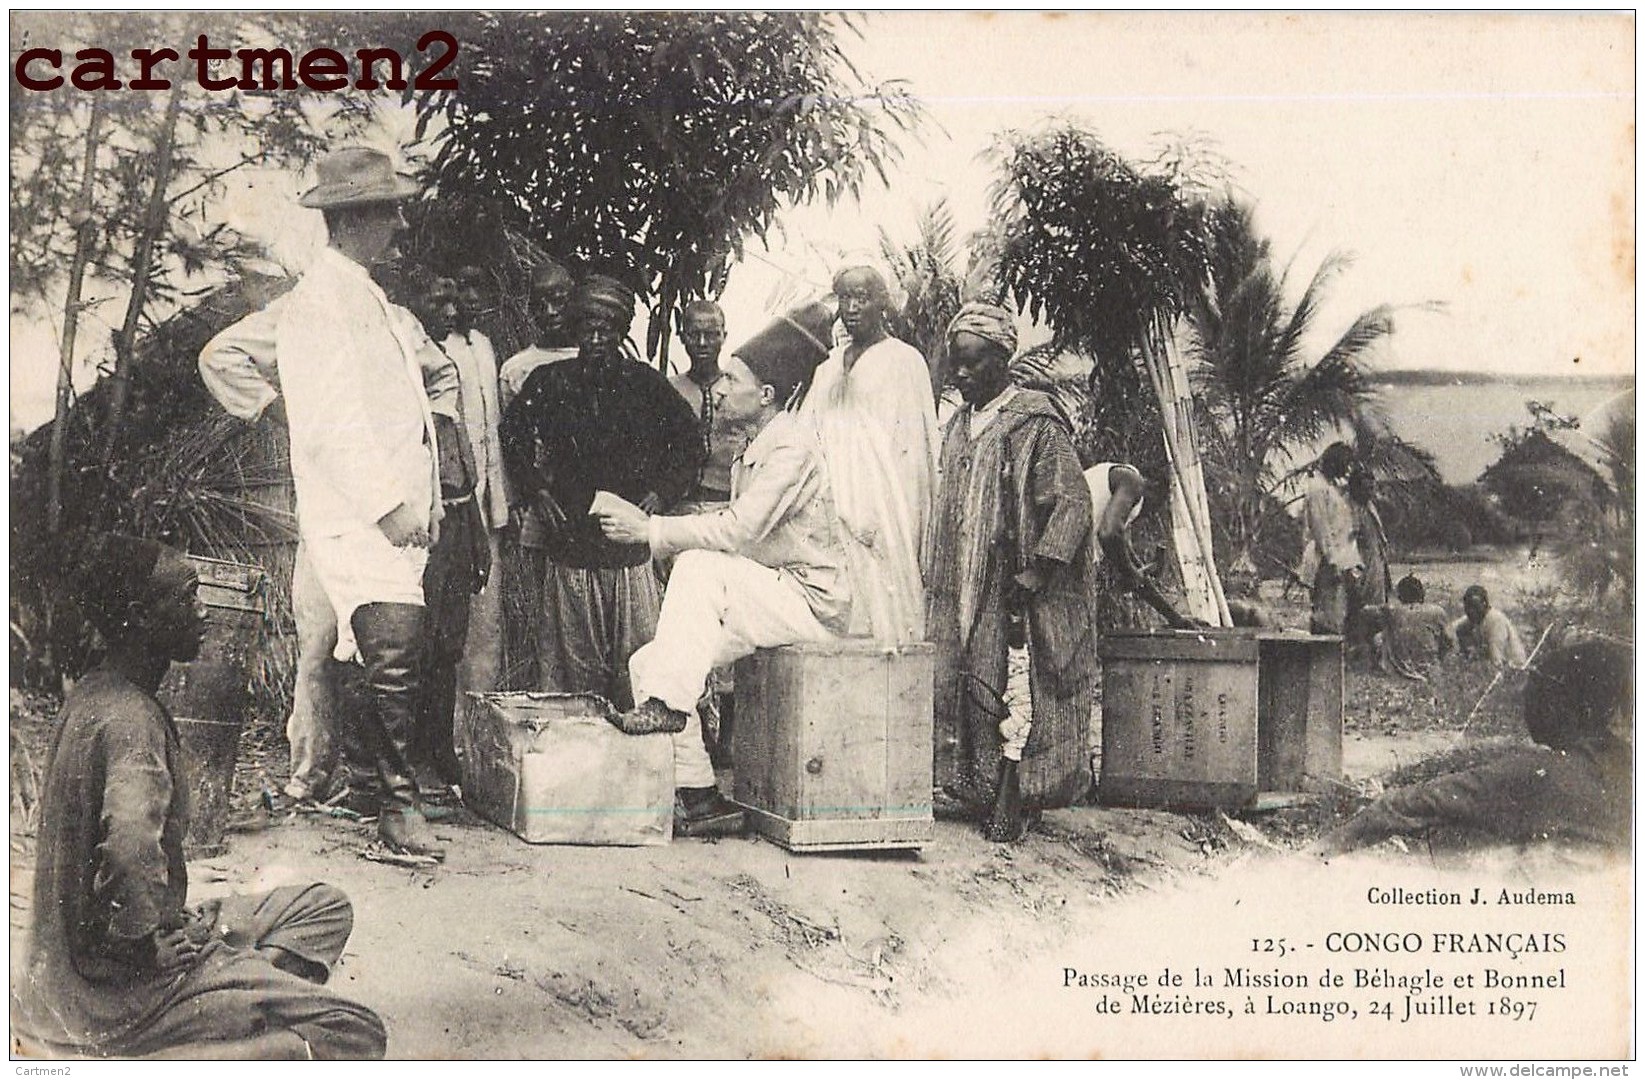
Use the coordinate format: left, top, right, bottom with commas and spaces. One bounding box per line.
926, 389, 1097, 807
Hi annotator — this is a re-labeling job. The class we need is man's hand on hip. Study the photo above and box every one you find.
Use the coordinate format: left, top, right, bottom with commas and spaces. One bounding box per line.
378, 503, 431, 548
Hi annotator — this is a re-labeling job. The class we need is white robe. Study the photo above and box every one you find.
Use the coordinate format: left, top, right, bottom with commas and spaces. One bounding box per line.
800, 335, 938, 644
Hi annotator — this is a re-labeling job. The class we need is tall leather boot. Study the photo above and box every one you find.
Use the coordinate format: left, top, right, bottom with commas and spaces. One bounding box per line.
352, 602, 446, 860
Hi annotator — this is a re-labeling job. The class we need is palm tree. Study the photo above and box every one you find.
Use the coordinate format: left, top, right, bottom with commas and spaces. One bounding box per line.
878, 198, 963, 401
1189, 200, 1398, 577
987, 122, 1232, 623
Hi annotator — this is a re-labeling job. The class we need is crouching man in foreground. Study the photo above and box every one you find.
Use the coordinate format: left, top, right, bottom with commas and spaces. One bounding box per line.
1314, 636, 1631, 856
592, 344, 847, 837
15, 535, 385, 1060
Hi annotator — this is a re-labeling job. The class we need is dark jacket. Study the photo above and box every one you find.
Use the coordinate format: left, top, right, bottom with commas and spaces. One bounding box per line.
500, 354, 704, 567
21, 667, 191, 1047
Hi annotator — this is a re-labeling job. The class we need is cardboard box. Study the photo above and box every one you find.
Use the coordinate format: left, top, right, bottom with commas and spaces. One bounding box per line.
457, 692, 674, 846
733, 640, 934, 852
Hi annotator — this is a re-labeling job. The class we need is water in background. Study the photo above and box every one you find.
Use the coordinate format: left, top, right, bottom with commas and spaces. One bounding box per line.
1349, 374, 1632, 484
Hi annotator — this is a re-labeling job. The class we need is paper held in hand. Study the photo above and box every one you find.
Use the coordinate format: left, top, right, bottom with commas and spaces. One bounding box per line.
589, 490, 633, 518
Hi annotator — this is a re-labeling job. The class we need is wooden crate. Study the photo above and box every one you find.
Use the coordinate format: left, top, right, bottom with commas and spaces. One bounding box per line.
1256, 634, 1344, 793
457, 692, 674, 846
1097, 632, 1262, 810
733, 640, 934, 852
1097, 631, 1343, 810
158, 555, 266, 858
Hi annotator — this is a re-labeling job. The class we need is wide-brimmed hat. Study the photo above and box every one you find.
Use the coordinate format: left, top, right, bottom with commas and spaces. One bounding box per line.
298, 147, 419, 209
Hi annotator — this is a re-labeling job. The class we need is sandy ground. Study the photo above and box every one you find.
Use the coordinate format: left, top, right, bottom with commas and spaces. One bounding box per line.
170, 799, 1234, 1058
9, 728, 1522, 1060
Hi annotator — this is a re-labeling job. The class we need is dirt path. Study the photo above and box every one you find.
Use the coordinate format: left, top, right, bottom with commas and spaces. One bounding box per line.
171, 773, 1625, 1061
177, 799, 1236, 1058
7, 614, 1572, 1061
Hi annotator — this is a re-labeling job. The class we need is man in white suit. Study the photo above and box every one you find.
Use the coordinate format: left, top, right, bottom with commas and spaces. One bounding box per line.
272, 146, 470, 859
199, 251, 466, 830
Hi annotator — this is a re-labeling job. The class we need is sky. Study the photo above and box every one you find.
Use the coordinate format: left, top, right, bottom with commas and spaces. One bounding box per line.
8, 11, 1635, 433
716, 11, 1635, 380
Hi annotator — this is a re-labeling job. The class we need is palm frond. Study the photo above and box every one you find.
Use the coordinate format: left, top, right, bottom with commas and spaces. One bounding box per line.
1313, 304, 1396, 371
1273, 249, 1351, 367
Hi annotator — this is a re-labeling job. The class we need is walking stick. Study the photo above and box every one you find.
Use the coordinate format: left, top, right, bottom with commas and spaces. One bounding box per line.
1452, 621, 1556, 743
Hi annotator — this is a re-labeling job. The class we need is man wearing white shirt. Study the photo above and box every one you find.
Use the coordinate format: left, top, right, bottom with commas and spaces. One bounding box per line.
594, 345, 847, 836
199, 283, 465, 817
1301, 442, 1363, 635
271, 147, 467, 859
448, 267, 509, 706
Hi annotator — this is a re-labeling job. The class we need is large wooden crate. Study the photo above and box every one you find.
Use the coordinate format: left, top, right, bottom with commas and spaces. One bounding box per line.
457, 692, 674, 846
1096, 630, 1342, 810
733, 641, 934, 852
158, 555, 266, 857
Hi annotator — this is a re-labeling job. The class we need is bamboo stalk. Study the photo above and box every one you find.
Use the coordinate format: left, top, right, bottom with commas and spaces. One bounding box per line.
1136, 315, 1230, 625
104, 81, 186, 462
1158, 314, 1230, 622
47, 96, 105, 536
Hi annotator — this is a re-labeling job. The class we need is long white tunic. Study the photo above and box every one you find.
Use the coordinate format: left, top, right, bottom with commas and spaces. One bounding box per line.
442, 329, 510, 531
273, 248, 450, 660
800, 335, 939, 644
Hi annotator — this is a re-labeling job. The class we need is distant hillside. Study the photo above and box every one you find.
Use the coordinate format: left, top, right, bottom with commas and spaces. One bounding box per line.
1373, 369, 1633, 389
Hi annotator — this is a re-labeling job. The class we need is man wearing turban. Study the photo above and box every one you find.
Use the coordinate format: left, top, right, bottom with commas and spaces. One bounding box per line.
925, 302, 1097, 842
500, 274, 704, 707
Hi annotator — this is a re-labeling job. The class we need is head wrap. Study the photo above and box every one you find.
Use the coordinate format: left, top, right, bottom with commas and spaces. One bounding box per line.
946, 301, 1018, 357
572, 274, 637, 326
70, 533, 166, 641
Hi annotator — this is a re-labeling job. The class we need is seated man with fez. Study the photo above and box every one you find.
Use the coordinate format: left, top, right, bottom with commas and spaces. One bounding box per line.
592, 338, 848, 837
